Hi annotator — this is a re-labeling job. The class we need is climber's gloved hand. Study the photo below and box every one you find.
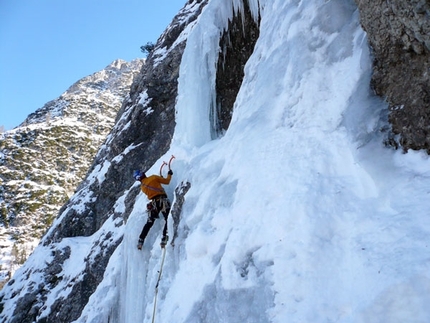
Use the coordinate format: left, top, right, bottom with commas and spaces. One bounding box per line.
168, 169, 173, 175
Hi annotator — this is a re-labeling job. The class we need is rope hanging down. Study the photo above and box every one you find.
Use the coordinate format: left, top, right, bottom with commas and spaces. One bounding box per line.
151, 154, 174, 322
151, 246, 167, 323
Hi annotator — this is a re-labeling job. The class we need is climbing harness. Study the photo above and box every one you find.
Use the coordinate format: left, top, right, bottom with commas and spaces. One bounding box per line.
151, 245, 167, 323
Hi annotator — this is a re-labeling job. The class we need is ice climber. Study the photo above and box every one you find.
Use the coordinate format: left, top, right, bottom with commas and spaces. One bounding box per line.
134, 168, 173, 250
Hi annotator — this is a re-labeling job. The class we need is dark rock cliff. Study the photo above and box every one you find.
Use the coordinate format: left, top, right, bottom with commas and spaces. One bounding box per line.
215, 0, 260, 134
354, 0, 430, 152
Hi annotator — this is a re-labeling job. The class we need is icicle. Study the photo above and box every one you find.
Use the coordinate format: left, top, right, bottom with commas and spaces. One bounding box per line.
247, 0, 262, 22
232, 0, 261, 25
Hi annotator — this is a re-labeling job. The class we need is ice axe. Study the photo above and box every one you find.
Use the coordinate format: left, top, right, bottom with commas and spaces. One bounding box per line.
159, 161, 167, 176
159, 155, 175, 176
168, 155, 175, 170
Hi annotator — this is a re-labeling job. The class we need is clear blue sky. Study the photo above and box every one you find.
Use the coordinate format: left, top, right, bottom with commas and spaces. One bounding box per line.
0, 0, 185, 130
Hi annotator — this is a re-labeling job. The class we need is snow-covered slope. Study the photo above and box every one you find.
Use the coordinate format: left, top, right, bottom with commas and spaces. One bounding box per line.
1, 0, 430, 322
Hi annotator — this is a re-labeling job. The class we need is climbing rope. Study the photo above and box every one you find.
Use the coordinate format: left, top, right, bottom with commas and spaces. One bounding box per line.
150, 154, 174, 322
151, 246, 167, 323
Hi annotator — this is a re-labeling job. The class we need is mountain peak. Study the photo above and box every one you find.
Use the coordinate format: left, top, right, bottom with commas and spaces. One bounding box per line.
18, 59, 143, 128
0, 59, 143, 286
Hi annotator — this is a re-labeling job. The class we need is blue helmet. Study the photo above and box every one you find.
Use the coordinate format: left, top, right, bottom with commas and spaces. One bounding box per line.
133, 170, 143, 181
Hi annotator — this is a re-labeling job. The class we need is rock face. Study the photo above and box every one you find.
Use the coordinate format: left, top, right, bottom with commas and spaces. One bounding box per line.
0, 59, 142, 285
215, 0, 260, 133
354, 0, 430, 152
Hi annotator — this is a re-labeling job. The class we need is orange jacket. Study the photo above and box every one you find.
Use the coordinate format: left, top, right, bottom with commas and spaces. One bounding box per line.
140, 174, 172, 200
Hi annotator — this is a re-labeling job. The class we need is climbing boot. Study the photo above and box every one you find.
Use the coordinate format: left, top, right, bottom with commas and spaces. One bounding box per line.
137, 239, 144, 250
160, 235, 169, 248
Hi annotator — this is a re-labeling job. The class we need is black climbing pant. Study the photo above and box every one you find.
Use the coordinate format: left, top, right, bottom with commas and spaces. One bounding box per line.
139, 195, 171, 242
